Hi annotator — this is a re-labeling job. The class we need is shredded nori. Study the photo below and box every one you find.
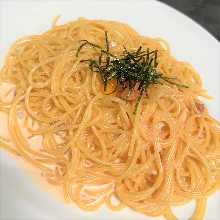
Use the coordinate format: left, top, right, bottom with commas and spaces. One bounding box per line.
76, 31, 188, 113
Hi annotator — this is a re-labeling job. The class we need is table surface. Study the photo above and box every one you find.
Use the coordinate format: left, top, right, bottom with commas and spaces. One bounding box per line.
160, 0, 220, 41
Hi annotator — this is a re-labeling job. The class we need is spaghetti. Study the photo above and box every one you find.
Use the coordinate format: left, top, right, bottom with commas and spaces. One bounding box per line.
0, 18, 220, 220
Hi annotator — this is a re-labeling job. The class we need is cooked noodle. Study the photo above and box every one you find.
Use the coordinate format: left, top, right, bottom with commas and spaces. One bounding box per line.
0, 18, 220, 220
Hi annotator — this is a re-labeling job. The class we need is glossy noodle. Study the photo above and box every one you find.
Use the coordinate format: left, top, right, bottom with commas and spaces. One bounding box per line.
0, 18, 220, 220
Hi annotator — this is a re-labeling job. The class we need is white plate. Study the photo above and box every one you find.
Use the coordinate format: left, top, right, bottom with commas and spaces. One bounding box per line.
0, 0, 220, 220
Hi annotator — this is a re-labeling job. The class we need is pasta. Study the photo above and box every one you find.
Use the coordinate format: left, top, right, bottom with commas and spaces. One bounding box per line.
0, 17, 220, 220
